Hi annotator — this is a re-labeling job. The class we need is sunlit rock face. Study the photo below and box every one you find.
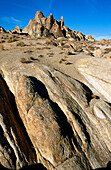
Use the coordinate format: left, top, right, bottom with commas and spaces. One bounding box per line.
23, 11, 88, 40
0, 10, 111, 170
0, 58, 111, 169
0, 26, 6, 33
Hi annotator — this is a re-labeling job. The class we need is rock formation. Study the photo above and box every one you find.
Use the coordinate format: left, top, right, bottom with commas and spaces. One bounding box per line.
11, 26, 22, 34
23, 11, 88, 40
0, 55, 111, 169
86, 35, 95, 42
0, 11, 111, 170
0, 11, 95, 41
7, 26, 28, 36
0, 27, 6, 33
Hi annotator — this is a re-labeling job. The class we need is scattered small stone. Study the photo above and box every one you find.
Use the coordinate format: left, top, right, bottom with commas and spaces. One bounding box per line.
38, 55, 44, 58
59, 58, 67, 63
24, 50, 33, 53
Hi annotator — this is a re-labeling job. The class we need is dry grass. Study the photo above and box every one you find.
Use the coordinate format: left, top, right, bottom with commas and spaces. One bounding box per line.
7, 36, 18, 43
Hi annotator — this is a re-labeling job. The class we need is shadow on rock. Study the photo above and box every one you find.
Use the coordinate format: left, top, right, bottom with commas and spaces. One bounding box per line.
0, 163, 47, 170
95, 161, 111, 170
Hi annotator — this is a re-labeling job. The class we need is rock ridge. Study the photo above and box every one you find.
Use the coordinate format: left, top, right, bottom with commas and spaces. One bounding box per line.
0, 61, 111, 169
22, 11, 92, 40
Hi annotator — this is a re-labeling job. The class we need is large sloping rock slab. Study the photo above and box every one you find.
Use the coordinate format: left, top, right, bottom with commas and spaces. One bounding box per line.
0, 62, 111, 169
0, 74, 36, 169
77, 57, 111, 102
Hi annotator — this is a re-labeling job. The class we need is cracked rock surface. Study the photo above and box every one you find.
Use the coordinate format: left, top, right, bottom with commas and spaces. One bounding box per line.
0, 59, 111, 169
0, 32, 111, 169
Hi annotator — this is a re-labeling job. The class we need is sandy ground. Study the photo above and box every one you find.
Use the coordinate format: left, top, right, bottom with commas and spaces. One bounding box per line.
0, 34, 111, 84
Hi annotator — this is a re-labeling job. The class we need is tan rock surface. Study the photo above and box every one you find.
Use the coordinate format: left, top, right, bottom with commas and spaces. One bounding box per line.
0, 27, 6, 33
0, 19, 111, 170
77, 57, 111, 102
0, 54, 111, 169
0, 73, 36, 169
23, 11, 88, 40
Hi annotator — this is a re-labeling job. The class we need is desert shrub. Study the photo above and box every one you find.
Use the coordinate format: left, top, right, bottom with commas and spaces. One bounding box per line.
0, 44, 4, 50
7, 36, 18, 43
24, 50, 33, 53
38, 55, 44, 58
0, 40, 5, 43
59, 58, 67, 63
17, 41, 26, 47
20, 58, 32, 63
47, 52, 54, 57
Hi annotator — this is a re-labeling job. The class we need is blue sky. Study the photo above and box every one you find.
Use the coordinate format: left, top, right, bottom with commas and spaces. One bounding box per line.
0, 0, 111, 40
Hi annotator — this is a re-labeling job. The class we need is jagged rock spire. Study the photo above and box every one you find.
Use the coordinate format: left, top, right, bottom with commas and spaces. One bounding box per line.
23, 11, 93, 40
60, 16, 64, 29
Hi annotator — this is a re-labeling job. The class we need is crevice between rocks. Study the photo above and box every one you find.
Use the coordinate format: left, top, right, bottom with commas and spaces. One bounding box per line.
0, 73, 37, 169
27, 76, 92, 169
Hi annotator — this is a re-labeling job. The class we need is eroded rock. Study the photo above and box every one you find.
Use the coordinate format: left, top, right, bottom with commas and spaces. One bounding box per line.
0, 74, 36, 169
0, 27, 6, 33
0, 61, 110, 169
23, 11, 88, 40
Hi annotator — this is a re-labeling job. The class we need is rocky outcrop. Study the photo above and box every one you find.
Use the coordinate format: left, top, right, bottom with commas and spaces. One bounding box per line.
77, 57, 111, 103
96, 38, 111, 45
7, 26, 28, 36
0, 73, 36, 169
0, 58, 111, 169
86, 35, 95, 42
0, 27, 6, 33
23, 11, 88, 40
11, 26, 22, 34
